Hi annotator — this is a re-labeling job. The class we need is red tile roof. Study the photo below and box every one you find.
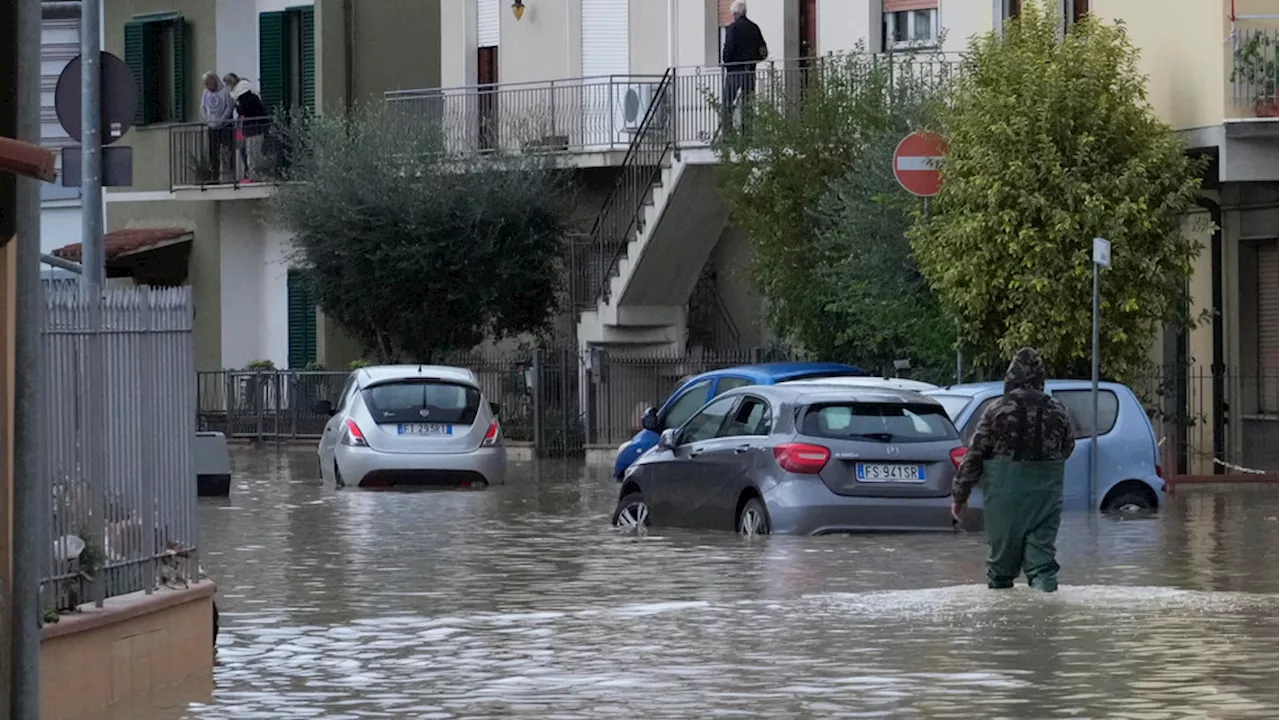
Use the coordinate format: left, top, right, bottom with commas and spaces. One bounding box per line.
53, 227, 192, 260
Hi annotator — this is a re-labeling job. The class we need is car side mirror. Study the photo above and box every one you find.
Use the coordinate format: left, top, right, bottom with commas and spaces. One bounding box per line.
658, 428, 680, 450
641, 406, 660, 432
489, 401, 501, 418
311, 399, 335, 417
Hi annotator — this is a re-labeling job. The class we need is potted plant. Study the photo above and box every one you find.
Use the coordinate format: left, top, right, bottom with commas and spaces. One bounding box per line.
1231, 31, 1278, 117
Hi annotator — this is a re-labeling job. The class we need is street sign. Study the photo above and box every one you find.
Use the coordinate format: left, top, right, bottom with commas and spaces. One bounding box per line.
61, 146, 133, 188
54, 51, 137, 145
1093, 237, 1111, 267
892, 131, 948, 197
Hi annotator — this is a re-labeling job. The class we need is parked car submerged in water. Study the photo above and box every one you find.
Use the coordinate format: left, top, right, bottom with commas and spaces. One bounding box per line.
611, 384, 981, 535
612, 362, 871, 481
312, 365, 507, 489
923, 380, 1164, 513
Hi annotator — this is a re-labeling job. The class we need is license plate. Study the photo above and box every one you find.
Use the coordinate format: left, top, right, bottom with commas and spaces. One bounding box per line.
397, 423, 453, 436
856, 463, 926, 483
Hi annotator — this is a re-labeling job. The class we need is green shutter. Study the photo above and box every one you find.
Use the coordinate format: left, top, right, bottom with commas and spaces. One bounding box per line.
259, 11, 287, 111
124, 20, 154, 125
298, 7, 315, 112
171, 19, 189, 122
287, 269, 317, 369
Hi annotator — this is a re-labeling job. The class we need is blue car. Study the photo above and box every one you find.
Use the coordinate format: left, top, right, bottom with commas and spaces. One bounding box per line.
612, 362, 867, 481
923, 380, 1165, 513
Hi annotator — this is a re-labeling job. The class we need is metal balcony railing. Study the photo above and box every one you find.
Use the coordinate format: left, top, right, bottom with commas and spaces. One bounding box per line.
169, 118, 281, 190
1230, 25, 1279, 117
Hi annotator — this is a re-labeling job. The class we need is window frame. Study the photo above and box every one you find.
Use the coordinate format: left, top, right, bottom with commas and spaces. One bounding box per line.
711, 375, 753, 398
334, 374, 358, 413
659, 379, 713, 431
678, 395, 740, 446
884, 8, 939, 51
124, 12, 189, 126
1051, 389, 1119, 439
719, 395, 773, 438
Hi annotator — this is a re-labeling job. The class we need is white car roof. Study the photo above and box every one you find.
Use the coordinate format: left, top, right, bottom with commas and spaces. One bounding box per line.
357, 364, 479, 387
781, 376, 941, 393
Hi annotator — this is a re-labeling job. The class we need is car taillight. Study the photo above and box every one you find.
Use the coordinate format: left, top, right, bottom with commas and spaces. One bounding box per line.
950, 447, 968, 468
773, 443, 831, 474
340, 419, 368, 447
482, 421, 500, 446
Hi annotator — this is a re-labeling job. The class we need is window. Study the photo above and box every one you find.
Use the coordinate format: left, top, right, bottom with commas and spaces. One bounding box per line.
802, 401, 959, 443
961, 397, 998, 443
362, 381, 482, 425
712, 376, 752, 397
334, 374, 357, 413
722, 397, 772, 437
662, 380, 712, 430
259, 6, 315, 113
124, 13, 189, 126
1052, 390, 1118, 439
931, 394, 975, 423
680, 396, 738, 445
286, 269, 317, 369
1003, 0, 1022, 21
884, 8, 938, 50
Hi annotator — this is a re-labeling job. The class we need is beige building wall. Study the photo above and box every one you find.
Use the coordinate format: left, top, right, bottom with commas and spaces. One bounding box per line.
630, 0, 670, 74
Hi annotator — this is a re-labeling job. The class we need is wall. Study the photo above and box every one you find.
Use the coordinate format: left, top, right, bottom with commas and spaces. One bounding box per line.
816, 0, 879, 54
939, 0, 994, 53
41, 585, 214, 720
440, 0, 478, 87
675, 0, 719, 67
105, 0, 219, 194
106, 198, 222, 369
351, 0, 441, 98
708, 223, 766, 347
218, 201, 291, 369
499, 0, 575, 83
630, 0, 670, 74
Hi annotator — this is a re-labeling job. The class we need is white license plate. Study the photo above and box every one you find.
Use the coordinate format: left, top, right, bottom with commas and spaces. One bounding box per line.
397, 423, 453, 436
856, 463, 926, 483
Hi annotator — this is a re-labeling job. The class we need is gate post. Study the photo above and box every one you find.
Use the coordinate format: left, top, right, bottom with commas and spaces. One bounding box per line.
532, 347, 544, 458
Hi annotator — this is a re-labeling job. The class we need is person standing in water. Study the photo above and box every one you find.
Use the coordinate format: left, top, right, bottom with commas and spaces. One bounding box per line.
952, 347, 1076, 592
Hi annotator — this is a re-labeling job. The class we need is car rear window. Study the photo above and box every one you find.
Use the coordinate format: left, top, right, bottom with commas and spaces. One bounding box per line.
362, 381, 481, 425
801, 402, 959, 443
929, 394, 974, 422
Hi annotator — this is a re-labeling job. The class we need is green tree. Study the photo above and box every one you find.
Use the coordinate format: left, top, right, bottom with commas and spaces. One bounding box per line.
270, 104, 575, 362
909, 1, 1205, 381
712, 50, 955, 369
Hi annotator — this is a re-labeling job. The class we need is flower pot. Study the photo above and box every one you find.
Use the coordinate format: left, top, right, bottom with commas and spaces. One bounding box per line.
1255, 97, 1279, 118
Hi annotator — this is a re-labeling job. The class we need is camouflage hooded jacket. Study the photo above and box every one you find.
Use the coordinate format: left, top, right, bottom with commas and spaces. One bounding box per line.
953, 348, 1077, 504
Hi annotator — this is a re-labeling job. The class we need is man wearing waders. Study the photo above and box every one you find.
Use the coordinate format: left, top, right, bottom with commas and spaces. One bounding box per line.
952, 347, 1075, 592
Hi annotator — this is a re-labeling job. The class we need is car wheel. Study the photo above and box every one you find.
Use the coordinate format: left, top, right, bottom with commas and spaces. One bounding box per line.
334, 462, 346, 489
1103, 491, 1155, 514
612, 492, 650, 530
738, 497, 770, 537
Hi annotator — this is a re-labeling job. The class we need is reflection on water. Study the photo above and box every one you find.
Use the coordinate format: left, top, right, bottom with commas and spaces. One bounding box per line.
186, 447, 1278, 719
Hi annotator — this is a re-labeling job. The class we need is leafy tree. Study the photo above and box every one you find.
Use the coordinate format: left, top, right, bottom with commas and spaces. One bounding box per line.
909, 1, 1205, 381
270, 104, 575, 362
712, 49, 956, 369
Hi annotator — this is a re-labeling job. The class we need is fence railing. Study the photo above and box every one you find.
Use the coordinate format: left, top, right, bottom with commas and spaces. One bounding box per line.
1229, 25, 1278, 116
44, 287, 198, 613
169, 117, 286, 190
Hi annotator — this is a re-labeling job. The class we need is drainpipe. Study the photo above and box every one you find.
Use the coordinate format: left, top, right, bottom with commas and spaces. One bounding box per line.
1196, 196, 1226, 475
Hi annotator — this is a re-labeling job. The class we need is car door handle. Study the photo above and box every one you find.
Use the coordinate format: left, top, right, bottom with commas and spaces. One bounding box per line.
689, 448, 705, 458
733, 444, 751, 454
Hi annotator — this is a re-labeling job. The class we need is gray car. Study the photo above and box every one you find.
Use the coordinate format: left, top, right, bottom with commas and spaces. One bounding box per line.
611, 385, 981, 535
312, 365, 507, 489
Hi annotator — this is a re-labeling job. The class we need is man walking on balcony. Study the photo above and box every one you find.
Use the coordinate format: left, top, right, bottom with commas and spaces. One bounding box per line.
721, 0, 769, 135
201, 72, 235, 183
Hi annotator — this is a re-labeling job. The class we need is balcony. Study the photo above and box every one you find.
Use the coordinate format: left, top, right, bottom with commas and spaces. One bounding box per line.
168, 119, 280, 198
1229, 23, 1279, 120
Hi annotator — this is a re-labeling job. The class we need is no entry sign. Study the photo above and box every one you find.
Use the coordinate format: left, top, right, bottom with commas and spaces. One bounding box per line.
893, 131, 948, 197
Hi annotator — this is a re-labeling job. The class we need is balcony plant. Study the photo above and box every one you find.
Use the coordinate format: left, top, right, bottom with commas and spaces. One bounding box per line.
1231, 31, 1278, 117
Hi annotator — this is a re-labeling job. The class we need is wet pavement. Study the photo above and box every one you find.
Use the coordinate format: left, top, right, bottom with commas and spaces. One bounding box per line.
189, 446, 1279, 719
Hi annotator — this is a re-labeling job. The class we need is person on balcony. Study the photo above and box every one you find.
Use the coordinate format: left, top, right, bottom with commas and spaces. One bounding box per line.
201, 72, 235, 183
224, 73, 269, 182
721, 0, 769, 135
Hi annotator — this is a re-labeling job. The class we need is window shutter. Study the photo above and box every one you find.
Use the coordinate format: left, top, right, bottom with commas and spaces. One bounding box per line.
478, 0, 500, 47
259, 11, 287, 111
287, 269, 317, 369
1258, 243, 1278, 414
883, 0, 938, 11
124, 20, 153, 125
581, 0, 629, 77
299, 7, 315, 111
171, 19, 189, 122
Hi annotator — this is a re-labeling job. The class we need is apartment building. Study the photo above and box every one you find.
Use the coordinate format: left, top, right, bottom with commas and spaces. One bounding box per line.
40, 1, 90, 260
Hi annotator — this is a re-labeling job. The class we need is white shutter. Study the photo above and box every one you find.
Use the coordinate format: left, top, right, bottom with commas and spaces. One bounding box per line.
478, 0, 500, 47
581, 0, 629, 77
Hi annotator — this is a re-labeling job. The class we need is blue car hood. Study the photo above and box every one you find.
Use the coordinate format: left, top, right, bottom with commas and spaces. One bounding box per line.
614, 430, 659, 479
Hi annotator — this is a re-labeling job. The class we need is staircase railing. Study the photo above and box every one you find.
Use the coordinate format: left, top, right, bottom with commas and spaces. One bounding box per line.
577, 68, 677, 311
686, 269, 743, 351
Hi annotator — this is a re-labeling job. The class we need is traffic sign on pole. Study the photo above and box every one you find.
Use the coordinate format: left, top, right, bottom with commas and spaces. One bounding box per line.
892, 131, 948, 197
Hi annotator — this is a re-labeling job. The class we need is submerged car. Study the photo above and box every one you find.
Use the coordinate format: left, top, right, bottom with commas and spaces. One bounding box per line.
312, 365, 507, 489
611, 362, 868, 481
611, 384, 981, 535
923, 380, 1163, 513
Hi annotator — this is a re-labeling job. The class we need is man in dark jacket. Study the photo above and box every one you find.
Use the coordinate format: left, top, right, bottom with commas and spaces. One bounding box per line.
953, 347, 1076, 592
721, 0, 769, 135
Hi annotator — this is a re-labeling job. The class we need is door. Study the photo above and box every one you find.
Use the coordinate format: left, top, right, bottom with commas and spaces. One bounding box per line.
688, 395, 775, 530
798, 0, 817, 58
319, 373, 357, 478
651, 395, 738, 527
477, 45, 498, 151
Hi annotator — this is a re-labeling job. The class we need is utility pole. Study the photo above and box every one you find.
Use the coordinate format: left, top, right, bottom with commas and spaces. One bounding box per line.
1090, 237, 1111, 511
81, 0, 104, 291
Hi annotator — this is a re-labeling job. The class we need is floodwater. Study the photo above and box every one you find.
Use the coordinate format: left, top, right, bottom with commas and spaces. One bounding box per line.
186, 447, 1278, 719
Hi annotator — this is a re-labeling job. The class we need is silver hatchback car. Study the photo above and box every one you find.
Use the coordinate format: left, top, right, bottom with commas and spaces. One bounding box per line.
312, 365, 507, 489
612, 385, 979, 535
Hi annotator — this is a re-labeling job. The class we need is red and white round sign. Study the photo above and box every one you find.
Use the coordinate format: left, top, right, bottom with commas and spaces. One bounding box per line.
892, 131, 949, 197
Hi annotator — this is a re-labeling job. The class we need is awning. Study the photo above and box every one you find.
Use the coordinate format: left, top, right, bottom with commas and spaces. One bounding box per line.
52, 227, 193, 260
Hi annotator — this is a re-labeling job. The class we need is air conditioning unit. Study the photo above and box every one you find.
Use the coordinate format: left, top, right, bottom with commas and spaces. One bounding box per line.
614, 82, 659, 138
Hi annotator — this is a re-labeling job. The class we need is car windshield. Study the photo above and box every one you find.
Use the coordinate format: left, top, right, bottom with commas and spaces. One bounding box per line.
361, 380, 481, 425
802, 402, 959, 443
928, 394, 974, 422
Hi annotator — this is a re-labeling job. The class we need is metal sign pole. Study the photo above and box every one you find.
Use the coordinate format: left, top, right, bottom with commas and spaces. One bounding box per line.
80, 0, 104, 291
1090, 237, 1111, 510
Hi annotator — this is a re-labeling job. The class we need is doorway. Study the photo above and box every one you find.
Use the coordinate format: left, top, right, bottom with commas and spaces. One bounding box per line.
477, 45, 498, 151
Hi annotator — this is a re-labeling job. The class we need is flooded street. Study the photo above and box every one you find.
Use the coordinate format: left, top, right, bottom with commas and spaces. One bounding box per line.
190, 447, 1279, 719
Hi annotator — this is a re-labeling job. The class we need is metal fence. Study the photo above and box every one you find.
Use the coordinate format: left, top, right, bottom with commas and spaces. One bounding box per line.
170, 118, 279, 190
43, 287, 198, 613
1230, 25, 1278, 115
